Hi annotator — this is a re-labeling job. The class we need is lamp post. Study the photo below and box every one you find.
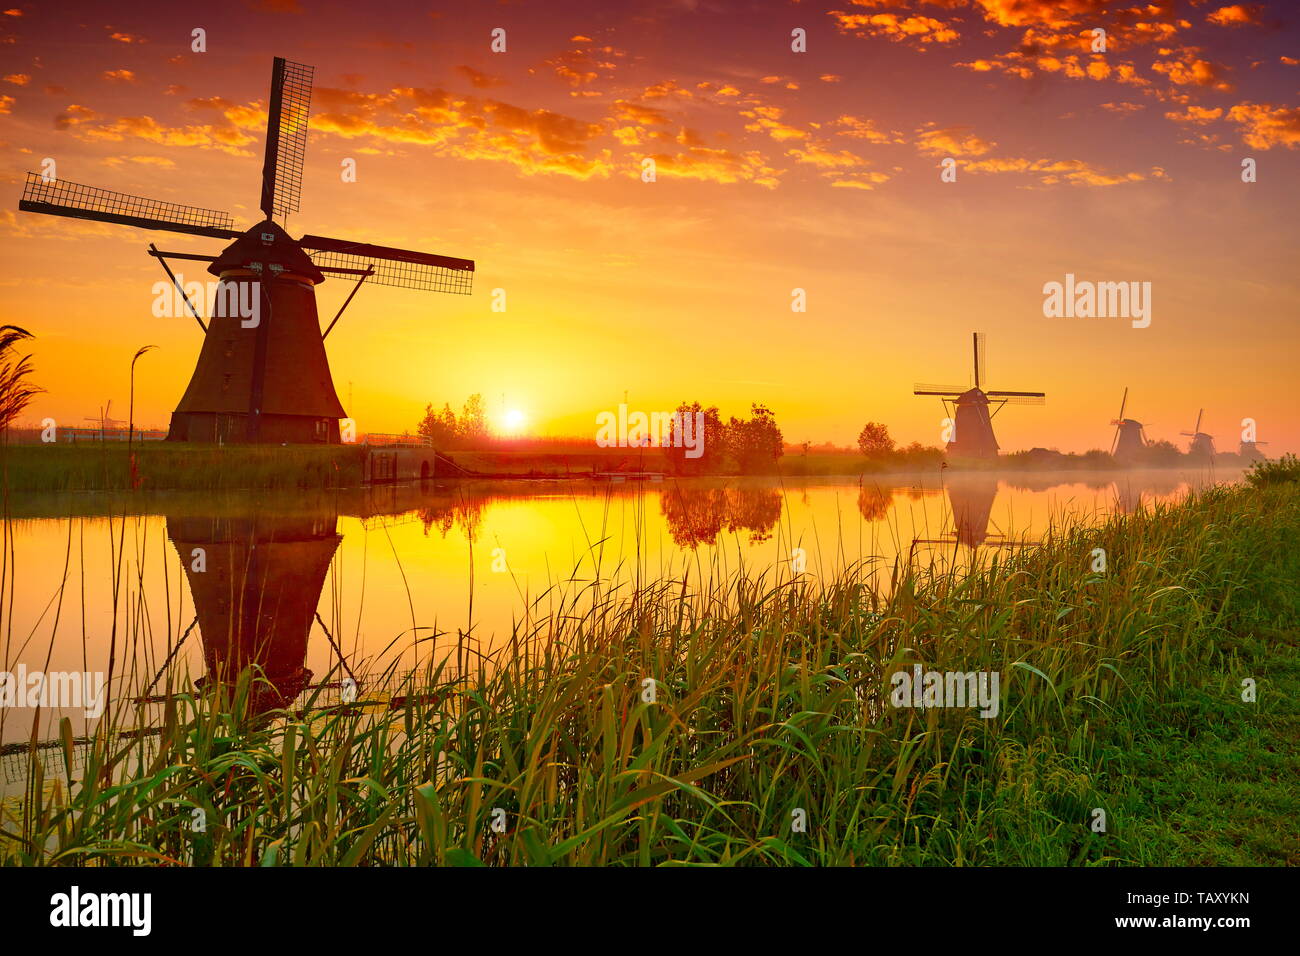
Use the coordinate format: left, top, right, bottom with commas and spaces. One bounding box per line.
128, 345, 157, 473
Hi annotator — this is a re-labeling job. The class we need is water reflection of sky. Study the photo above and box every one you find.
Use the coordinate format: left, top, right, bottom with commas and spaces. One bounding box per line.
1, 469, 1238, 749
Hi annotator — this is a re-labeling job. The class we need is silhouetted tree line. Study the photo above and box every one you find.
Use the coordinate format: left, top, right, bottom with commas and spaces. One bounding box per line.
417, 394, 490, 447
856, 421, 946, 468
665, 401, 784, 475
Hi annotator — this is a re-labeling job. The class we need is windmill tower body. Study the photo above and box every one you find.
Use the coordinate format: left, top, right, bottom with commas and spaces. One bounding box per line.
1181, 410, 1215, 461
1114, 420, 1145, 460
169, 222, 345, 443
1239, 440, 1268, 461
950, 389, 998, 458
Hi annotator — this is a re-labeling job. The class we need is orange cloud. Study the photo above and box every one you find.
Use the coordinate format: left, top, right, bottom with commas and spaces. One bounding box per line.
740, 105, 808, 142
1164, 105, 1224, 124
101, 69, 136, 83
1206, 4, 1264, 27
1226, 102, 1300, 149
964, 155, 1151, 186
1152, 47, 1234, 92
915, 123, 995, 157
831, 10, 960, 47
4, 72, 28, 85
786, 143, 868, 169
646, 146, 781, 188
833, 114, 904, 144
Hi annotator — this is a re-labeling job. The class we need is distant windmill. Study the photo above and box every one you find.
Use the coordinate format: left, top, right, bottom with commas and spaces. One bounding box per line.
1180, 409, 1216, 460
1239, 435, 1269, 461
84, 399, 123, 436
914, 333, 1045, 459
19, 57, 475, 444
1108, 387, 1149, 462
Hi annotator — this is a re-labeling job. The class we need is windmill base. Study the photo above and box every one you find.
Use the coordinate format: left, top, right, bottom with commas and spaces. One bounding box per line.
166, 411, 341, 445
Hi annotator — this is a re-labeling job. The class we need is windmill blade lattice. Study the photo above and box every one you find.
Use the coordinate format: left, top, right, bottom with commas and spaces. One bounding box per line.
302, 235, 475, 294
260, 58, 314, 220
20, 174, 238, 239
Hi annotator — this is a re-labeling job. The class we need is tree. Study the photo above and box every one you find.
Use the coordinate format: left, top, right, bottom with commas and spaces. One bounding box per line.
1139, 439, 1181, 467
417, 402, 458, 446
728, 403, 783, 474
666, 401, 727, 475
458, 393, 489, 443
0, 326, 41, 431
857, 421, 894, 458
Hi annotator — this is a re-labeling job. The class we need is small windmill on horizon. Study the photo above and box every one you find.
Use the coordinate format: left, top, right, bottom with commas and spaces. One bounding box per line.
1181, 409, 1216, 461
1239, 432, 1269, 461
1109, 387, 1149, 462
914, 333, 1045, 459
18, 57, 475, 445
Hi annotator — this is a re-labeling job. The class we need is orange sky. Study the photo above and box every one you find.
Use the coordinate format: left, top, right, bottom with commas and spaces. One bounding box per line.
1, 0, 1297, 454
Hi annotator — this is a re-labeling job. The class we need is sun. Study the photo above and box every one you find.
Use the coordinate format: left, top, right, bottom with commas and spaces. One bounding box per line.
500, 408, 527, 434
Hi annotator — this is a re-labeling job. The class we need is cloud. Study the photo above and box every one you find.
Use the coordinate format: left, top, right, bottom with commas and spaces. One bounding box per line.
830, 173, 892, 190
1164, 105, 1223, 124
1151, 47, 1234, 92
0, 93, 12, 114
1206, 4, 1264, 27
456, 66, 505, 89
739, 105, 807, 142
103, 154, 176, 169
915, 123, 995, 156
102, 69, 137, 83
53, 104, 97, 128
1226, 102, 1300, 149
308, 85, 614, 179
786, 143, 868, 169
833, 114, 904, 143
830, 9, 960, 47
4, 72, 28, 85
646, 146, 781, 187
962, 155, 1153, 186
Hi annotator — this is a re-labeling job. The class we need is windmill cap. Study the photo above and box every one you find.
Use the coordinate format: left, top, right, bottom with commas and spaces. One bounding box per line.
209, 219, 325, 284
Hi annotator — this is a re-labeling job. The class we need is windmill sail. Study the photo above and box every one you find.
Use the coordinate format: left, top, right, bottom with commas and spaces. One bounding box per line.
301, 234, 475, 294
19, 174, 238, 239
260, 57, 314, 221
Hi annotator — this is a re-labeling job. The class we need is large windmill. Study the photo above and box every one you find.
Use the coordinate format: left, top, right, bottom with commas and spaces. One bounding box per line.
914, 333, 1045, 459
1181, 409, 1215, 460
18, 57, 474, 444
1108, 387, 1148, 462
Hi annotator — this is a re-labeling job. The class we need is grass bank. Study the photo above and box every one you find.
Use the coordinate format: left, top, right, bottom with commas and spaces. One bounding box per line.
2, 469, 1296, 865
1, 442, 365, 492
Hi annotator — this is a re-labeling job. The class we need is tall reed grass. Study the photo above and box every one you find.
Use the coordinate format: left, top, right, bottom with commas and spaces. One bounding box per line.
1, 481, 1295, 866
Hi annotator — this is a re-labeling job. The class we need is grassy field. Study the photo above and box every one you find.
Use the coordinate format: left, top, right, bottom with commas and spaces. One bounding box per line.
0, 442, 365, 492
1, 461, 1296, 866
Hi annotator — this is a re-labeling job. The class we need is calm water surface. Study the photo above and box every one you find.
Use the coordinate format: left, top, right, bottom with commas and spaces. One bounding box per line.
0, 467, 1238, 758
